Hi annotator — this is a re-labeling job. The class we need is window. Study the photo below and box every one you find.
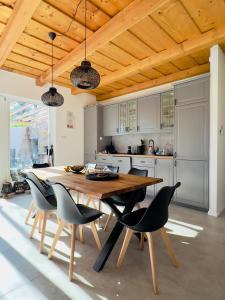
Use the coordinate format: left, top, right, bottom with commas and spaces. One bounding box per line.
10, 101, 49, 177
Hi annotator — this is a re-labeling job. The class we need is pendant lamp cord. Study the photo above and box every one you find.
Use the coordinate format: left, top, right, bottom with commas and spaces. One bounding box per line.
84, 0, 87, 61
51, 37, 53, 88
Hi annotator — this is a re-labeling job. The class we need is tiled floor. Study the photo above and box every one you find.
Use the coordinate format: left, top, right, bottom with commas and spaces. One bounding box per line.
0, 194, 225, 300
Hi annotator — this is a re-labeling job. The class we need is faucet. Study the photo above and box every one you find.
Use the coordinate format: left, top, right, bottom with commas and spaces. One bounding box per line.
149, 139, 155, 154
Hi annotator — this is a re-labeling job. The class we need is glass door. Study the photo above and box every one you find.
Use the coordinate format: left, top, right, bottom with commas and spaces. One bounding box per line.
119, 102, 127, 133
127, 100, 137, 133
160, 91, 174, 129
10, 101, 49, 179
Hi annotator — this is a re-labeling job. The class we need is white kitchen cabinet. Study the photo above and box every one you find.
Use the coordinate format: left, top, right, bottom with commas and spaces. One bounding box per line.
137, 94, 160, 133
96, 155, 112, 167
118, 102, 128, 134
175, 101, 209, 160
112, 156, 131, 173
155, 159, 174, 193
118, 100, 138, 134
174, 76, 209, 106
103, 104, 119, 136
173, 159, 209, 211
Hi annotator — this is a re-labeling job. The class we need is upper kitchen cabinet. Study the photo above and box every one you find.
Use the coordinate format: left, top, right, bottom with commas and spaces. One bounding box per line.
175, 101, 209, 160
118, 102, 128, 134
118, 100, 138, 134
160, 91, 174, 130
174, 76, 209, 106
103, 104, 119, 136
127, 100, 138, 133
137, 94, 160, 133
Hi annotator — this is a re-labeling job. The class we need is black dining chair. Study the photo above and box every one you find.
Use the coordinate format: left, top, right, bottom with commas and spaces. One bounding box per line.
33, 163, 50, 169
103, 167, 148, 231
26, 178, 57, 254
25, 172, 56, 225
117, 182, 181, 295
49, 183, 103, 281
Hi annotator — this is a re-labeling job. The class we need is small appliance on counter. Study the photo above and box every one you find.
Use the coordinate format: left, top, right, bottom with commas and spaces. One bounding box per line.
105, 142, 117, 154
127, 146, 132, 154
136, 139, 145, 155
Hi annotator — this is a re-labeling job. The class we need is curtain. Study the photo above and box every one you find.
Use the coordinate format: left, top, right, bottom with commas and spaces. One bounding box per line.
0, 95, 10, 188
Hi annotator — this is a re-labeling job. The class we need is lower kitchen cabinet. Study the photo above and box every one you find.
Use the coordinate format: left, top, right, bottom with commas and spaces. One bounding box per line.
132, 164, 155, 198
155, 159, 174, 193
173, 159, 209, 210
112, 156, 131, 173
96, 155, 112, 167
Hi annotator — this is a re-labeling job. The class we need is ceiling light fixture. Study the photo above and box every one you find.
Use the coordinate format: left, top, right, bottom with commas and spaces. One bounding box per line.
41, 32, 64, 107
70, 0, 100, 89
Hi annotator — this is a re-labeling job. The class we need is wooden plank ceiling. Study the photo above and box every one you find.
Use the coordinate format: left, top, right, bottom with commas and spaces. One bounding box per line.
0, 0, 225, 100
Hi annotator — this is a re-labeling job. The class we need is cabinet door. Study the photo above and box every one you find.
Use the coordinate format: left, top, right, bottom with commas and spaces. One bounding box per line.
174, 76, 209, 106
84, 106, 97, 163
103, 104, 119, 136
132, 165, 155, 198
127, 100, 137, 133
175, 102, 208, 160
119, 102, 128, 134
155, 159, 173, 193
138, 94, 160, 133
173, 160, 209, 210
112, 156, 131, 173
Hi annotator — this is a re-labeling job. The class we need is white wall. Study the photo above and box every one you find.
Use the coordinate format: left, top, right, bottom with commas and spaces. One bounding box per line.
0, 70, 96, 176
209, 45, 225, 216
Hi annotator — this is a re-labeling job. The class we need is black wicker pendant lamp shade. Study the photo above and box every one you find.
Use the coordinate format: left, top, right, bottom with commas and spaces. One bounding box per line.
70, 0, 100, 89
41, 32, 64, 107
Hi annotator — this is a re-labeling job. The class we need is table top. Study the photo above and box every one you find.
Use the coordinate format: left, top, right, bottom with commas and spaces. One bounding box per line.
24, 166, 163, 199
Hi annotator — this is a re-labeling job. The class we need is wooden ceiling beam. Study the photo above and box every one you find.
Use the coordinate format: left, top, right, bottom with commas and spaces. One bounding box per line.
0, 0, 41, 67
36, 0, 170, 86
96, 63, 209, 101
94, 25, 225, 87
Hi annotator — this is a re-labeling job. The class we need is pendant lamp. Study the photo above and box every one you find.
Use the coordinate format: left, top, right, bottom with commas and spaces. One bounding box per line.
41, 32, 64, 107
70, 0, 100, 89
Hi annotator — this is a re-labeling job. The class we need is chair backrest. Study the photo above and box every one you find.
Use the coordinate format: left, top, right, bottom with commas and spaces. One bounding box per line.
32, 163, 50, 169
107, 165, 119, 173
26, 178, 55, 211
26, 172, 47, 196
128, 167, 148, 203
51, 183, 84, 224
135, 182, 181, 232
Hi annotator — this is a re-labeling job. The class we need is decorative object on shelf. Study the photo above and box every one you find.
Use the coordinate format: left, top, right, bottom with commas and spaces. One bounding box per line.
70, 0, 100, 89
41, 32, 64, 107
13, 181, 25, 194
1, 182, 13, 198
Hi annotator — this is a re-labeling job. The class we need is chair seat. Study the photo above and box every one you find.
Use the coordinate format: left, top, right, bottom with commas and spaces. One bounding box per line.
76, 204, 103, 224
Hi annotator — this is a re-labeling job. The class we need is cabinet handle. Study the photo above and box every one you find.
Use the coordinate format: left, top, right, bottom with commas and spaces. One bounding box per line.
94, 150, 97, 160
118, 160, 123, 163
174, 99, 177, 106
173, 152, 177, 158
155, 159, 157, 165
174, 160, 177, 167
116, 127, 119, 133
137, 125, 140, 131
102, 158, 106, 161
140, 160, 146, 163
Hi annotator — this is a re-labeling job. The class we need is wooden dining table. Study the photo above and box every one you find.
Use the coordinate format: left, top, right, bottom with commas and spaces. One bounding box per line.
24, 166, 162, 272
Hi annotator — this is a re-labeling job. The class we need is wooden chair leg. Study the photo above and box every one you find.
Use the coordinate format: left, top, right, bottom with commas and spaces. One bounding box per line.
38, 214, 42, 233
139, 232, 145, 250
25, 200, 35, 224
90, 222, 102, 250
79, 225, 84, 243
86, 196, 97, 209
69, 224, 77, 281
40, 211, 48, 253
160, 227, 178, 267
104, 212, 113, 231
98, 201, 102, 227
48, 221, 65, 259
117, 228, 133, 267
30, 210, 41, 238
146, 232, 159, 295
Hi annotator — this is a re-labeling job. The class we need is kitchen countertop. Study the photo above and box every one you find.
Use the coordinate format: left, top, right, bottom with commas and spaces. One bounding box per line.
97, 153, 173, 159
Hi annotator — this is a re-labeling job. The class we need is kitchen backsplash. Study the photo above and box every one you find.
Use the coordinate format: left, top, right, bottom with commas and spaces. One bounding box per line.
112, 132, 174, 154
